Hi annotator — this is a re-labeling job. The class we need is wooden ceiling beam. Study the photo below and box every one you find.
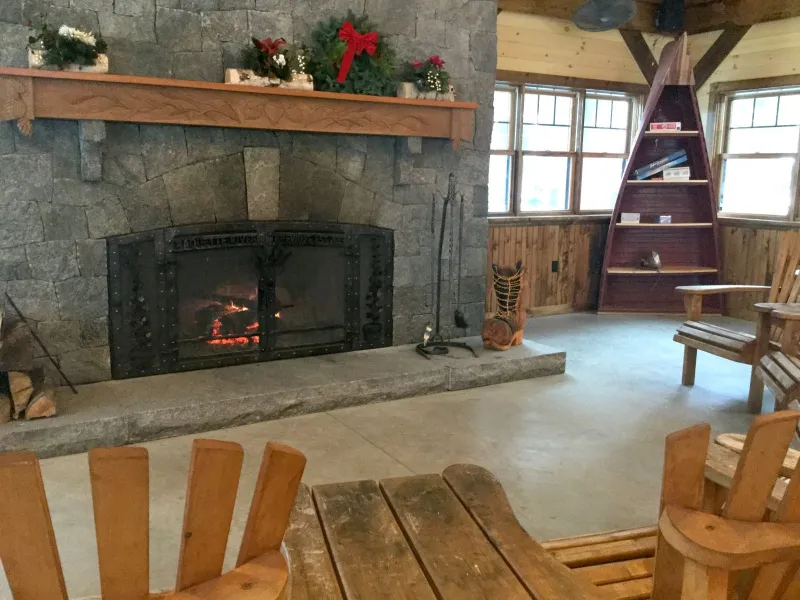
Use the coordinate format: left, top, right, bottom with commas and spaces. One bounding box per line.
693, 24, 751, 87
496, 0, 659, 32
685, 0, 800, 33
619, 30, 658, 85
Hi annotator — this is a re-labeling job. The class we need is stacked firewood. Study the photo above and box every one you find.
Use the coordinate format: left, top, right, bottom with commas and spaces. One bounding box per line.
0, 310, 57, 424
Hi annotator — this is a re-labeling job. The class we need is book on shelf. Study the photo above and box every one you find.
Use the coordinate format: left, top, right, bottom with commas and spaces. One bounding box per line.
649, 121, 681, 131
633, 149, 687, 180
664, 166, 691, 181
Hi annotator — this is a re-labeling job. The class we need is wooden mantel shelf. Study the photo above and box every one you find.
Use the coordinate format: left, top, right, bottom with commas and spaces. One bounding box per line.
0, 67, 477, 147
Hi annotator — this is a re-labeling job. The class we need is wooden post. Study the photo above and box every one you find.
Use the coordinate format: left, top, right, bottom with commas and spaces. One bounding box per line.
682, 294, 703, 386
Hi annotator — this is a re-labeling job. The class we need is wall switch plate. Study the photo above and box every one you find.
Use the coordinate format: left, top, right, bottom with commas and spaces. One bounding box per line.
551, 260, 559, 273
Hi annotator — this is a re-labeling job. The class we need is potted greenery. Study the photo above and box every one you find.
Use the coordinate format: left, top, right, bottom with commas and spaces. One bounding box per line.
27, 20, 108, 73
398, 56, 454, 101
225, 36, 313, 90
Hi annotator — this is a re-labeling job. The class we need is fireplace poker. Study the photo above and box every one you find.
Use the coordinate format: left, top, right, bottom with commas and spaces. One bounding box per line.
454, 194, 469, 332
4, 293, 78, 394
415, 175, 477, 360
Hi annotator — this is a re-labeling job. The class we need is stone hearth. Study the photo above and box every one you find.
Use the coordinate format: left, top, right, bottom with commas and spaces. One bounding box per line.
0, 0, 496, 385
0, 338, 565, 458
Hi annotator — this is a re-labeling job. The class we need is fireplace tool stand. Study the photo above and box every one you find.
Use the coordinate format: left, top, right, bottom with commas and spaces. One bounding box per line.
416, 176, 477, 360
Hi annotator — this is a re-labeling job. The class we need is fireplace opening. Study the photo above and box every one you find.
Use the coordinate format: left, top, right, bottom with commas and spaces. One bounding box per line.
108, 222, 393, 379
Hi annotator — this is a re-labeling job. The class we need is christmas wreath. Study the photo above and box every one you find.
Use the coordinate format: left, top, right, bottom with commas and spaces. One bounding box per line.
306, 11, 396, 96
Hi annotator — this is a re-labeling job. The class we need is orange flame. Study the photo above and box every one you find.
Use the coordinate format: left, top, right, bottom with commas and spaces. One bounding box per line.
207, 301, 259, 346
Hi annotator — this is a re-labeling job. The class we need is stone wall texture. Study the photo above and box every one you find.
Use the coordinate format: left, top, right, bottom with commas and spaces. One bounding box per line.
0, 0, 496, 384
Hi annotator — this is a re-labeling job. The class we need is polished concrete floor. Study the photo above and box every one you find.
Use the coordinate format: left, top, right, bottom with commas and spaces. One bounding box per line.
1, 313, 759, 598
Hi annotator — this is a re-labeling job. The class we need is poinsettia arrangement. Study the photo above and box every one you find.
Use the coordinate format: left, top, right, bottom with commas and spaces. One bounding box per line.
27, 19, 107, 68
241, 36, 307, 81
405, 55, 451, 94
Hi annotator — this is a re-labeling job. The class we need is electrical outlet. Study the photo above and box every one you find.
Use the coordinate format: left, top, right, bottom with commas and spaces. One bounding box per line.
551, 260, 559, 273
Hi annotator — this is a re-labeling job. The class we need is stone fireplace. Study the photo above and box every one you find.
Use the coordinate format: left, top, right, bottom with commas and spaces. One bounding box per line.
0, 0, 496, 385
108, 221, 392, 378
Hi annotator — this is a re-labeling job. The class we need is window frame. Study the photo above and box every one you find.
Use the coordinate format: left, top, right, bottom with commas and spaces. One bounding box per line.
490, 81, 641, 217
713, 85, 800, 221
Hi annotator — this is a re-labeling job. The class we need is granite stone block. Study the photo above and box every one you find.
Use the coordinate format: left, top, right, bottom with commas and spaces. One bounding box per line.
117, 178, 174, 232
0, 0, 23, 23
51, 121, 81, 180
79, 318, 109, 347
105, 123, 142, 156
201, 9, 248, 47
181, 0, 218, 10
292, 133, 337, 171
0, 23, 28, 67
0, 154, 52, 204
0, 122, 16, 155
163, 162, 216, 225
172, 51, 224, 81
308, 170, 346, 222
59, 346, 112, 384
98, 5, 156, 42
370, 199, 403, 231
107, 40, 174, 78
77, 240, 108, 277
53, 179, 118, 207
364, 0, 415, 36
0, 201, 44, 249
56, 277, 109, 320
22, 2, 100, 34
278, 156, 314, 220
36, 320, 83, 355
5, 280, 60, 321
156, 7, 203, 50
0, 247, 31, 280
26, 241, 80, 282
208, 154, 248, 221
338, 181, 375, 225
247, 9, 292, 40
140, 125, 189, 179
186, 126, 244, 162
103, 153, 147, 188
336, 147, 366, 182
87, 198, 132, 238
244, 147, 280, 220
40, 204, 88, 242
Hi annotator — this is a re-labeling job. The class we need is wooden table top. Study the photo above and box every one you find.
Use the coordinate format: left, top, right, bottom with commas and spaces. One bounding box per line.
282, 465, 616, 600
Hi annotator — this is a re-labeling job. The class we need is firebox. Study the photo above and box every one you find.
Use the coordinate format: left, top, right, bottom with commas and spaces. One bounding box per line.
107, 222, 393, 379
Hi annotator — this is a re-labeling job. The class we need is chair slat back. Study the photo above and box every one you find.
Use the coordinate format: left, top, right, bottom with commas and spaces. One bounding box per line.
237, 441, 307, 566
769, 231, 800, 343
175, 440, 244, 591
0, 440, 306, 600
88, 447, 150, 600
0, 452, 68, 600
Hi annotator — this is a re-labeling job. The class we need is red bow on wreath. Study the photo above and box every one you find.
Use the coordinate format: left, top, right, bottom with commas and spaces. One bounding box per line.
336, 20, 379, 84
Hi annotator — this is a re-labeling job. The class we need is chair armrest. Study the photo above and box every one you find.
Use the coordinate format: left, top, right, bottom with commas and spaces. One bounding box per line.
676, 285, 771, 296
659, 505, 800, 571
773, 307, 800, 321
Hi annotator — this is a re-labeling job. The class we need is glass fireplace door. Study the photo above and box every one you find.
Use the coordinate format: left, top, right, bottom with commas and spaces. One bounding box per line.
174, 247, 262, 359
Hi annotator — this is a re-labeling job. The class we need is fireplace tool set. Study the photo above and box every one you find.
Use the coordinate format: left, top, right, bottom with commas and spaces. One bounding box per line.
416, 174, 477, 359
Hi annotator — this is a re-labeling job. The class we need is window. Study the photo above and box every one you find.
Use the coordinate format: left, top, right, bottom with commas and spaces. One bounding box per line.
490, 83, 638, 215
717, 88, 800, 218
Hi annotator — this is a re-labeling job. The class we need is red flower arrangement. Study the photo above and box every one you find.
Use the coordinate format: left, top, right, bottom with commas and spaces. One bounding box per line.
405, 55, 451, 94
254, 37, 285, 56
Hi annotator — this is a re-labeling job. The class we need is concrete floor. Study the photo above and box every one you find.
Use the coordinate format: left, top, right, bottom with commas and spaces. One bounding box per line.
1, 313, 759, 598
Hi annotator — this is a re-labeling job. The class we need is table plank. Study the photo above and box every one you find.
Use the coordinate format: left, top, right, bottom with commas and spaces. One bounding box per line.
550, 537, 657, 568
380, 474, 531, 599
574, 557, 655, 586
313, 480, 435, 600
442, 464, 606, 600
284, 484, 343, 600
597, 577, 652, 600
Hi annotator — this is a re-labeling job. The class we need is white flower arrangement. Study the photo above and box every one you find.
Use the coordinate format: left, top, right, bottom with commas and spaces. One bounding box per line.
57, 25, 97, 47
272, 53, 287, 67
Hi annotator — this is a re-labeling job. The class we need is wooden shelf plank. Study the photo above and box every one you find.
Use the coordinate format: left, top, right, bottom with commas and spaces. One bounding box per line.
615, 222, 713, 228
607, 267, 718, 275
0, 67, 477, 146
626, 179, 709, 186
643, 130, 700, 138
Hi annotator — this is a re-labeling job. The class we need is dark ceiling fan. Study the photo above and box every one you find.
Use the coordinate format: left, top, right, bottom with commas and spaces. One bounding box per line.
572, 0, 637, 31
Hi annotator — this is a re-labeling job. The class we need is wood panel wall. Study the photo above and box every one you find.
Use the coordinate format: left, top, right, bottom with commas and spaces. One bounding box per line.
497, 12, 671, 84
486, 222, 609, 315
720, 226, 785, 321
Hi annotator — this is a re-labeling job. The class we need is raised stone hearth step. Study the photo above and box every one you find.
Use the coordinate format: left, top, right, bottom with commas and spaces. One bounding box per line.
0, 338, 564, 458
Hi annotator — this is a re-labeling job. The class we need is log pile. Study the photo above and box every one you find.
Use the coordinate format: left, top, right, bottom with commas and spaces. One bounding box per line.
0, 309, 58, 424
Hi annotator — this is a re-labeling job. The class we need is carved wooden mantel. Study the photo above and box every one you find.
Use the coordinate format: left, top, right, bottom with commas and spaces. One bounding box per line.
0, 67, 477, 147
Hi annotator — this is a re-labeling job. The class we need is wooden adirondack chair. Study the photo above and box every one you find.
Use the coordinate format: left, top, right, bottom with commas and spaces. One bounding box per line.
0, 440, 306, 600
674, 230, 800, 412
441, 411, 800, 600
755, 307, 800, 413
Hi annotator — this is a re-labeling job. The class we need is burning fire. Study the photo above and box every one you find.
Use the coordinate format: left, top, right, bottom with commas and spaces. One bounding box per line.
208, 301, 259, 346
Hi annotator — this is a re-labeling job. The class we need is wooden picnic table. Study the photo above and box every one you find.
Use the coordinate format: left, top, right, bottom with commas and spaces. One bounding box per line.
282, 465, 658, 600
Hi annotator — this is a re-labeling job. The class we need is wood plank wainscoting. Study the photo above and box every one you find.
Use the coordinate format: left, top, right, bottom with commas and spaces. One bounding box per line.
487, 219, 796, 320
486, 219, 609, 316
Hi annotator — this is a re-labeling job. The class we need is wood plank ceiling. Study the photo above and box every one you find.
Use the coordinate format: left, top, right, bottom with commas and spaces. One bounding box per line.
497, 0, 800, 34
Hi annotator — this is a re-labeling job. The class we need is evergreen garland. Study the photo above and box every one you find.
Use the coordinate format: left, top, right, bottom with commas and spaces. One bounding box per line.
306, 11, 396, 96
